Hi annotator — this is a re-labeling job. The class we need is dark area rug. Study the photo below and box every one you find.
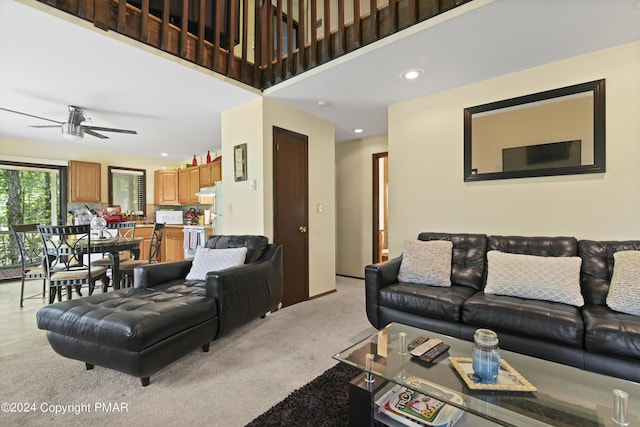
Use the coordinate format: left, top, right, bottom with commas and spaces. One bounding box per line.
246, 363, 361, 427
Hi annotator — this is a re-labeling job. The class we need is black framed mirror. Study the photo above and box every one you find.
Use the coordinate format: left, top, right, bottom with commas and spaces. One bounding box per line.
464, 79, 605, 182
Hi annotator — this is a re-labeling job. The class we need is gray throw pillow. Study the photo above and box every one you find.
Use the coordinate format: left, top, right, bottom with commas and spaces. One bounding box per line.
398, 239, 453, 287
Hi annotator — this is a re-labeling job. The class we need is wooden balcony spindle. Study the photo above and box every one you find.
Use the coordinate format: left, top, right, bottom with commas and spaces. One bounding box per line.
276, 0, 283, 81
353, 0, 361, 48
287, 0, 294, 76
323, 0, 330, 61
117, 0, 127, 33
228, 0, 238, 76
197, 0, 206, 65
254, 0, 265, 86
180, 0, 189, 58
241, 0, 249, 83
141, 0, 150, 42
213, 0, 223, 72
370, 0, 378, 40
310, 0, 318, 66
298, 0, 305, 72
161, 0, 170, 50
337, 0, 345, 55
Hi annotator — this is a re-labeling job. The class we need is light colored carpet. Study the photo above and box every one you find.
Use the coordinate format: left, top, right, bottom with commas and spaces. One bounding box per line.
0, 276, 375, 427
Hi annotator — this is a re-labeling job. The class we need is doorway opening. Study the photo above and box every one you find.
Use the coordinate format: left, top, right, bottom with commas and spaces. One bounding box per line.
0, 161, 67, 278
372, 152, 388, 263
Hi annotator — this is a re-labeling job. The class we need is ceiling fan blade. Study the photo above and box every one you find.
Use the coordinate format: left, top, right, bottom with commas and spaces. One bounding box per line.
0, 107, 63, 124
85, 125, 137, 135
84, 129, 109, 139
29, 125, 61, 128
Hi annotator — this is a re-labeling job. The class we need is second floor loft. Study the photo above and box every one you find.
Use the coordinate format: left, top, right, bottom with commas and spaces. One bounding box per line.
40, 0, 472, 90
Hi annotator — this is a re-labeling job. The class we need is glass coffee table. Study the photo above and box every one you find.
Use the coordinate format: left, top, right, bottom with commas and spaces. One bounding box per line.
334, 323, 640, 427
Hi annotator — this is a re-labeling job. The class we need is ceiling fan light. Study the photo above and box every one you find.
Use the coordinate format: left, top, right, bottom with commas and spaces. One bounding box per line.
61, 122, 84, 140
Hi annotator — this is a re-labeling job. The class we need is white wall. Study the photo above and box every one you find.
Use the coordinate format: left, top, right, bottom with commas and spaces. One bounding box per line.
220, 99, 265, 235
388, 41, 640, 257
221, 98, 336, 297
263, 98, 336, 297
335, 134, 388, 277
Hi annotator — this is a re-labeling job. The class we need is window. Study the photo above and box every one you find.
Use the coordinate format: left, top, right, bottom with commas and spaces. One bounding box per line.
108, 167, 146, 214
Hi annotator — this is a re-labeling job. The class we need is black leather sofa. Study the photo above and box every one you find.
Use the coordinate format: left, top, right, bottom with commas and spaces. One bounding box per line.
36, 235, 283, 386
365, 232, 640, 382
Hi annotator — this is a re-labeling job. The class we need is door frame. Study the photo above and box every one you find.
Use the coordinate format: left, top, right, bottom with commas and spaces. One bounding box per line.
372, 151, 388, 263
273, 126, 309, 305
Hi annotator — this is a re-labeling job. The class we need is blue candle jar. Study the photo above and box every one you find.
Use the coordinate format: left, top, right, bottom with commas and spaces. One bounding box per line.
472, 329, 500, 383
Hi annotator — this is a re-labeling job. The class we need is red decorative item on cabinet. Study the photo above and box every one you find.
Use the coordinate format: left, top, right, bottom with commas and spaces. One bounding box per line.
192, 155, 198, 166
206, 151, 212, 163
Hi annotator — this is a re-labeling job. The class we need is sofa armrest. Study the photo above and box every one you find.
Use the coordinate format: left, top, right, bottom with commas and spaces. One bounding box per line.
133, 260, 193, 289
205, 244, 283, 339
364, 256, 402, 329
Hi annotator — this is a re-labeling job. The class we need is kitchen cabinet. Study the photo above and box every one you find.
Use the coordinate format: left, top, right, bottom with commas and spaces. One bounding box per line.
69, 160, 101, 202
178, 167, 200, 205
154, 170, 179, 205
199, 161, 221, 187
135, 226, 153, 261
162, 227, 185, 262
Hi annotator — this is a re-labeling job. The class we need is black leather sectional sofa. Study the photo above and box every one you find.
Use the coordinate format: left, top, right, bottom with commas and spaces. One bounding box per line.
365, 232, 640, 382
37, 235, 282, 386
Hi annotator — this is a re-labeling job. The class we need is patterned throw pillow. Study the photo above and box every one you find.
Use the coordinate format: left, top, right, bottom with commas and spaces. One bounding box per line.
484, 250, 584, 306
398, 239, 453, 287
606, 251, 640, 317
186, 247, 248, 281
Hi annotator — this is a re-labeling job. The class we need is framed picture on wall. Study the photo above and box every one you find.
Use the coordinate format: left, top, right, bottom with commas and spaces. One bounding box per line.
234, 143, 247, 181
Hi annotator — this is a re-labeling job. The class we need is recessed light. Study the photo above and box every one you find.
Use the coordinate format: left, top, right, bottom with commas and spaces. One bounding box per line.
400, 68, 424, 80
354, 128, 364, 134
317, 100, 329, 107
161, 153, 168, 157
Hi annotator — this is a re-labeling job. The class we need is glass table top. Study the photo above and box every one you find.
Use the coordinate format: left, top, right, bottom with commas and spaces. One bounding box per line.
334, 323, 640, 427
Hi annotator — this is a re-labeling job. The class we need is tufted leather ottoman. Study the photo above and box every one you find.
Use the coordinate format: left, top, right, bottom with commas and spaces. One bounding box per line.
36, 283, 218, 386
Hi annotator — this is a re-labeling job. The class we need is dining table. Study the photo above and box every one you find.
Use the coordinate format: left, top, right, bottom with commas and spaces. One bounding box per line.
77, 236, 143, 290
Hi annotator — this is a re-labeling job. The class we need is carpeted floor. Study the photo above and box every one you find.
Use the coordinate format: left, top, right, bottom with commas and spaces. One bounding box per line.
246, 363, 361, 427
0, 276, 375, 427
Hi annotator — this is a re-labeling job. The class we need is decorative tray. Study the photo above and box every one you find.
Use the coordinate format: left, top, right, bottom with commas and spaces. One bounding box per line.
449, 357, 537, 392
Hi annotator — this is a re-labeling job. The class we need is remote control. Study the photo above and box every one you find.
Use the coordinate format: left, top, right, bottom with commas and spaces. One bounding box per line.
415, 341, 450, 363
410, 338, 443, 357
407, 336, 430, 351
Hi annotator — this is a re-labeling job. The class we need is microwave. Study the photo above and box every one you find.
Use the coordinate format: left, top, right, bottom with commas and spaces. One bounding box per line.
155, 211, 183, 225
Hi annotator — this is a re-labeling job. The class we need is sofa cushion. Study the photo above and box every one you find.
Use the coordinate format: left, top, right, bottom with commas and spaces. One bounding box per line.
605, 250, 640, 316
488, 235, 578, 257
578, 240, 640, 306
418, 232, 487, 290
205, 235, 268, 263
398, 239, 452, 286
463, 292, 584, 346
484, 250, 584, 306
379, 283, 477, 322
583, 305, 640, 360
186, 247, 248, 281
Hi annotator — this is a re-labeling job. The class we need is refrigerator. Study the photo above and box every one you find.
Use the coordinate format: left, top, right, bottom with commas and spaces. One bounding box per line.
212, 181, 223, 234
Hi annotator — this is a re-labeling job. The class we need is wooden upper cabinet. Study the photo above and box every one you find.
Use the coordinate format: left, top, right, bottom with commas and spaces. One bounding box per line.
199, 161, 221, 187
69, 160, 101, 202
178, 167, 200, 205
154, 169, 179, 205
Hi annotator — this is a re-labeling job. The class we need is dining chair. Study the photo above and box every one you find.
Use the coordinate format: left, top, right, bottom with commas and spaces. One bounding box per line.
91, 221, 137, 289
10, 223, 48, 308
37, 224, 109, 303
119, 223, 165, 288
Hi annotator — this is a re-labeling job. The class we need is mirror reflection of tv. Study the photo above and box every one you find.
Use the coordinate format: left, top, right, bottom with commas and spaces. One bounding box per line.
503, 140, 582, 172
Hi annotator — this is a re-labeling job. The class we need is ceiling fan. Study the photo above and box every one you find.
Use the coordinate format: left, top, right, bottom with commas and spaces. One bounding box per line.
0, 105, 137, 140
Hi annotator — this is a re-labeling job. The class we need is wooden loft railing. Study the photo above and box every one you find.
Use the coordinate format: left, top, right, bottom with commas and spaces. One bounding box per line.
39, 0, 472, 90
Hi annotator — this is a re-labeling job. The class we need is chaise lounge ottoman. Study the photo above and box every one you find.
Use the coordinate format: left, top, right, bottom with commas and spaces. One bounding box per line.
36, 283, 218, 386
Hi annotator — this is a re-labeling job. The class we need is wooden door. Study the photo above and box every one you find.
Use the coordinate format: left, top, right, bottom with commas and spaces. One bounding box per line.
273, 127, 309, 307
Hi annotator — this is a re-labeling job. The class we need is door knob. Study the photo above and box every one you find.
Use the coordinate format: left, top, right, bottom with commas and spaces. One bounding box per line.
298, 226, 307, 233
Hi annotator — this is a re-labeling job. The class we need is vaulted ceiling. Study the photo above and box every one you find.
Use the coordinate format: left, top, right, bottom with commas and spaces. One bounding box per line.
1, 0, 639, 161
